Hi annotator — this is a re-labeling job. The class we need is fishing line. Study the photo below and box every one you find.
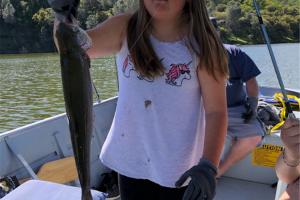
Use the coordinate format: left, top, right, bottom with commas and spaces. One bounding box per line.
114, 57, 119, 92
92, 82, 101, 103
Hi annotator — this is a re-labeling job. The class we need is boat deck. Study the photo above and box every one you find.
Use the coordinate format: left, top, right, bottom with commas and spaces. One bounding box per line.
106, 176, 276, 200
215, 176, 276, 200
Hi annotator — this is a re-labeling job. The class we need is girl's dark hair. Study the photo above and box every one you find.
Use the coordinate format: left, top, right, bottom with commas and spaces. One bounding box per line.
127, 0, 228, 80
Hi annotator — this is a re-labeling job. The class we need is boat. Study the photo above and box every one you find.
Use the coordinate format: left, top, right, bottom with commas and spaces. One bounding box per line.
0, 86, 299, 200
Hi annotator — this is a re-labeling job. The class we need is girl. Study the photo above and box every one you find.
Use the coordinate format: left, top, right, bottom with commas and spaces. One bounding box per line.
82, 0, 227, 199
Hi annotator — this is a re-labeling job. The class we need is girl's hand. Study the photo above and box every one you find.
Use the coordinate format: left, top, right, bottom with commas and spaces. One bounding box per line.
175, 159, 217, 200
281, 118, 300, 163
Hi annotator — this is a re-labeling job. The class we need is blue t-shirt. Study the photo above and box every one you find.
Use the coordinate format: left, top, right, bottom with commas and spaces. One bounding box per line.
225, 44, 261, 107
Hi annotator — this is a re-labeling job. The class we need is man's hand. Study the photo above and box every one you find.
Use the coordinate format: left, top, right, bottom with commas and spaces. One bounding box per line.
281, 118, 300, 165
175, 159, 217, 200
242, 96, 258, 123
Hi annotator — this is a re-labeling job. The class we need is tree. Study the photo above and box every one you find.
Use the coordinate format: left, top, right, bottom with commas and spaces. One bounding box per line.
112, 0, 138, 14
86, 11, 111, 29
0, 0, 15, 23
0, 0, 299, 53
226, 3, 243, 34
32, 8, 53, 26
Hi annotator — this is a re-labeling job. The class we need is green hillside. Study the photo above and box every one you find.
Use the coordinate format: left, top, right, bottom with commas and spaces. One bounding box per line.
207, 0, 300, 44
0, 0, 299, 53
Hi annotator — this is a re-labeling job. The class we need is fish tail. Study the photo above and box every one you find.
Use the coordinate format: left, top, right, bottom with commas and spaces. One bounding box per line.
82, 189, 92, 200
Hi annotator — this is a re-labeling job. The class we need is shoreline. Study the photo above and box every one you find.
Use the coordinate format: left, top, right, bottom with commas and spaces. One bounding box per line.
0, 43, 299, 56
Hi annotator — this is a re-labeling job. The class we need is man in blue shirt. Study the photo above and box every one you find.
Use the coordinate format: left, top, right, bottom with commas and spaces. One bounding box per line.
211, 18, 265, 177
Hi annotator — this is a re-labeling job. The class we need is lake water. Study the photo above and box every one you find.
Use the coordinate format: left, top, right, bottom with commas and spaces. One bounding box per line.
0, 43, 299, 133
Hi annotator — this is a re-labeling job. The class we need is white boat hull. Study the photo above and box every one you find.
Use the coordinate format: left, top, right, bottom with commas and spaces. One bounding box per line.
1, 87, 299, 199
0, 97, 117, 188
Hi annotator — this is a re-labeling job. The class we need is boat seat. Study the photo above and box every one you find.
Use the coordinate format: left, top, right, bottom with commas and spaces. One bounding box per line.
3, 129, 63, 181
4, 137, 38, 179
37, 156, 78, 184
1, 180, 106, 200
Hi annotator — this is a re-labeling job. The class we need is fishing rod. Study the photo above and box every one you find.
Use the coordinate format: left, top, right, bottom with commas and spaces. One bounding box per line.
252, 2, 296, 200
253, 0, 295, 119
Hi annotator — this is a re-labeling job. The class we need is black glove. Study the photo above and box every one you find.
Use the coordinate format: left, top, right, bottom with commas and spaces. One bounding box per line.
242, 97, 258, 123
175, 158, 217, 200
257, 102, 281, 126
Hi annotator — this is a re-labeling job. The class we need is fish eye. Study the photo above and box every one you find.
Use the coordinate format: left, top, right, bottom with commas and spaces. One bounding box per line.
72, 26, 79, 32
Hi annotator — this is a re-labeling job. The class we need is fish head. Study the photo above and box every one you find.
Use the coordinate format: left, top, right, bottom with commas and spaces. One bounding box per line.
48, 0, 80, 21
55, 22, 84, 54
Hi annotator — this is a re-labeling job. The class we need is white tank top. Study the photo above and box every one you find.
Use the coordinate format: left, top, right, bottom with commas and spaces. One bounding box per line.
100, 35, 206, 188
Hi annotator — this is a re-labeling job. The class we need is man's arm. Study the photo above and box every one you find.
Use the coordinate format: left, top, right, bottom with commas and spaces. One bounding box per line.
246, 78, 259, 97
242, 78, 259, 122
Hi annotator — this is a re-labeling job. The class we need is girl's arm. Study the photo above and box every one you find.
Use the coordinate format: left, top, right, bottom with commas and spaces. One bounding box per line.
86, 13, 132, 59
197, 68, 228, 166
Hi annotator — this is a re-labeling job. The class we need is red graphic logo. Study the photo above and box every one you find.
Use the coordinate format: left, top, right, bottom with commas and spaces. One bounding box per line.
165, 61, 192, 86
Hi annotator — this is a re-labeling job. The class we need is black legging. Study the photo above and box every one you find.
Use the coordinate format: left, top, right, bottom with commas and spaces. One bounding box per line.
118, 174, 187, 200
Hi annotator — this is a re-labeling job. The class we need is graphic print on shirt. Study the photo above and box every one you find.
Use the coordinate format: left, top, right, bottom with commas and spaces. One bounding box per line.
122, 55, 165, 82
165, 61, 192, 87
122, 55, 135, 78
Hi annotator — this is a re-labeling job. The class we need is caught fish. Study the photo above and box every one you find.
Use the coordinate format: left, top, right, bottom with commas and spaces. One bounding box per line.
49, 0, 93, 199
